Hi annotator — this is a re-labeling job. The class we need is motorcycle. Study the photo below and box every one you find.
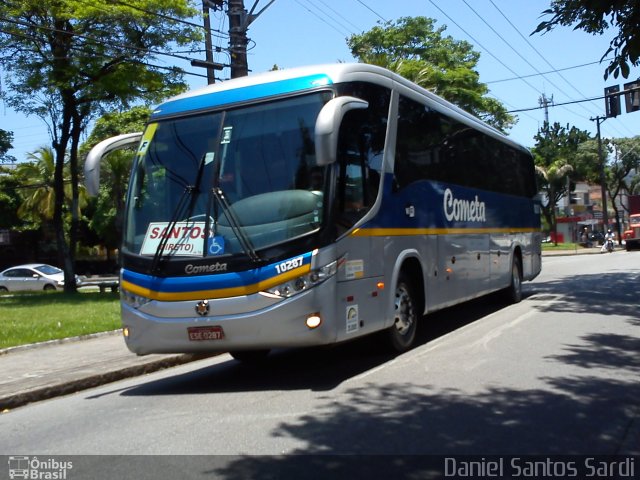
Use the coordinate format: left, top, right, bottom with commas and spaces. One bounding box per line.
602, 237, 615, 253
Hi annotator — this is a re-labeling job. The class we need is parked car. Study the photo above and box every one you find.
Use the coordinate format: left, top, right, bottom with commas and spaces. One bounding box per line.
0, 264, 80, 292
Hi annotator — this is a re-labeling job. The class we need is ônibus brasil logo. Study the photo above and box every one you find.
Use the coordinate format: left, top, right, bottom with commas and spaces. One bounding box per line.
8, 456, 73, 479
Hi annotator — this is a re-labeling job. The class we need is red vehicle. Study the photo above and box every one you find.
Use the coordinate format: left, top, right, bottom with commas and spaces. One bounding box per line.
623, 195, 640, 251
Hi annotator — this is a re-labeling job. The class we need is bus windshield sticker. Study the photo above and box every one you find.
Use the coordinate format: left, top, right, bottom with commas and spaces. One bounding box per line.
346, 305, 359, 333
207, 236, 225, 256
140, 222, 214, 256
137, 123, 158, 157
221, 126, 233, 144
345, 260, 364, 280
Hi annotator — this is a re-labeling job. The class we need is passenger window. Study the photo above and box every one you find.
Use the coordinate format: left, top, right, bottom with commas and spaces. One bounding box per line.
335, 110, 383, 231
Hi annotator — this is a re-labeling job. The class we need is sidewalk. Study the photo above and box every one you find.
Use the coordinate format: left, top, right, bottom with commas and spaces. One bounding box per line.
0, 331, 209, 411
541, 245, 624, 256
0, 246, 618, 412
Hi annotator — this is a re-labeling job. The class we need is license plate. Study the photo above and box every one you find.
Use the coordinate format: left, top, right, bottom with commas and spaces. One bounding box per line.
187, 326, 225, 341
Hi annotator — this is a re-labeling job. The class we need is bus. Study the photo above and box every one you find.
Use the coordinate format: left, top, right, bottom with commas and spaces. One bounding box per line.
85, 63, 541, 360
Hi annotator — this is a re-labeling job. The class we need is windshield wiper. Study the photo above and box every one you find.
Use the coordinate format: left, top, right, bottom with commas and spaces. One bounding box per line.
211, 186, 260, 263
150, 154, 208, 274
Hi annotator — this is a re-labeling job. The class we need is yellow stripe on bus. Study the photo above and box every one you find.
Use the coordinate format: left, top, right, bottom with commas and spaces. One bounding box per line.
351, 227, 538, 237
121, 264, 311, 301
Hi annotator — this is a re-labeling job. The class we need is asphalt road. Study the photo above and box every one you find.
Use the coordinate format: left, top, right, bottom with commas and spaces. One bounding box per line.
1, 252, 638, 478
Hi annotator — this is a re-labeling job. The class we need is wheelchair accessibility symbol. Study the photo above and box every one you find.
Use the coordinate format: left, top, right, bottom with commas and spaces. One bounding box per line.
208, 236, 225, 255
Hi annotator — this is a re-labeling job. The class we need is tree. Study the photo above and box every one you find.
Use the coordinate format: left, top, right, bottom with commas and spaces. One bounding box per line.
532, 122, 593, 242
0, 1, 199, 292
347, 17, 514, 131
533, 0, 640, 79
81, 106, 152, 256
12, 147, 88, 259
0, 129, 16, 163
607, 137, 640, 241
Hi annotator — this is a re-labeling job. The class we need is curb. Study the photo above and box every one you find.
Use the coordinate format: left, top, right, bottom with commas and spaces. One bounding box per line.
0, 353, 213, 411
0, 329, 122, 356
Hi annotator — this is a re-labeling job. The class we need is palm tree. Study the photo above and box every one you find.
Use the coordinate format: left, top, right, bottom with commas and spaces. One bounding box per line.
15, 146, 88, 279
16, 147, 58, 223
535, 162, 573, 245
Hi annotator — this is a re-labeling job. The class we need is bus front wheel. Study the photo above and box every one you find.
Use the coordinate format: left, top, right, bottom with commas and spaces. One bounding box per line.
388, 274, 418, 352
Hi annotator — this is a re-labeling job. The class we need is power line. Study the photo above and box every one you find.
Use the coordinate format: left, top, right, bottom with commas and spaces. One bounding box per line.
294, 0, 352, 38
0, 15, 228, 72
353, 0, 387, 23
457, 0, 595, 129
485, 59, 609, 84
485, 0, 635, 139
485, 0, 608, 124
317, 0, 361, 33
427, 0, 543, 97
507, 94, 603, 113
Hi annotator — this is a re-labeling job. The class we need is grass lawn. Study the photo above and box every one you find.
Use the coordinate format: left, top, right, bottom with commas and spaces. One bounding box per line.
0, 291, 121, 349
541, 242, 584, 251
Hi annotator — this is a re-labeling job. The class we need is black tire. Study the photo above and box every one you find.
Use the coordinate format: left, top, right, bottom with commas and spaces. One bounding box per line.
229, 349, 270, 363
388, 273, 419, 352
0, 286, 7, 292
504, 256, 523, 303
43, 284, 56, 291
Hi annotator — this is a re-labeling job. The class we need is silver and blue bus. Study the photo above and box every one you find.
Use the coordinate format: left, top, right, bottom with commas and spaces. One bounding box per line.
85, 63, 541, 360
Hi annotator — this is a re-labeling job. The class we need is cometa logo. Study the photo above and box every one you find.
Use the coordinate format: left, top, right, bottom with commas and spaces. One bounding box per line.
443, 188, 486, 223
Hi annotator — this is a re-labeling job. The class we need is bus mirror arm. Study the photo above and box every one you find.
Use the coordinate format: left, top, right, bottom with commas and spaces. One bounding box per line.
314, 96, 368, 166
84, 132, 143, 196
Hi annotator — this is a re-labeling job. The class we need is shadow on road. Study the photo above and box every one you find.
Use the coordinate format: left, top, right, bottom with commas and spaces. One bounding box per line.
118, 293, 510, 397
111, 273, 640, 467
528, 271, 640, 319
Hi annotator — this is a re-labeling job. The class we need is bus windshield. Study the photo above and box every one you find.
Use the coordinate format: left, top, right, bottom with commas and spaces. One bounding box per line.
123, 91, 333, 259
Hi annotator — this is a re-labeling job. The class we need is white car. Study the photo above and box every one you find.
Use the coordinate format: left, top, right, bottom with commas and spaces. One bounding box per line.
0, 264, 77, 292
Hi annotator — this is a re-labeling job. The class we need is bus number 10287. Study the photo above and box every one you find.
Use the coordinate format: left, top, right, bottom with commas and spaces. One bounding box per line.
275, 256, 304, 275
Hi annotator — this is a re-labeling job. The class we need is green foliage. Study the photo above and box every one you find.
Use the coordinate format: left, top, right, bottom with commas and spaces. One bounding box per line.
81, 106, 152, 251
0, 290, 120, 348
534, 0, 640, 79
607, 136, 640, 212
0, 1, 198, 115
0, 0, 199, 291
347, 17, 514, 131
0, 129, 15, 163
532, 122, 593, 242
0, 166, 23, 230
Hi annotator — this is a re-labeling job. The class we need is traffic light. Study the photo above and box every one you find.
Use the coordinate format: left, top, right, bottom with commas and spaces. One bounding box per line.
624, 81, 640, 113
604, 85, 621, 118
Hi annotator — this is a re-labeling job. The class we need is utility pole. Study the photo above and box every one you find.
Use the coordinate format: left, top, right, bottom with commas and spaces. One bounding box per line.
538, 93, 554, 125
228, 0, 249, 78
591, 115, 609, 232
202, 0, 217, 84
191, 1, 225, 84
227, 0, 276, 78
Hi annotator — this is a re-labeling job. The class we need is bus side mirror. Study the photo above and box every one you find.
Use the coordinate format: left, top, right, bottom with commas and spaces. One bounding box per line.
315, 96, 368, 166
84, 132, 143, 196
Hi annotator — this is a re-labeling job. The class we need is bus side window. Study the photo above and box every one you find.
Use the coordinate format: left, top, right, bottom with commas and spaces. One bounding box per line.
335, 110, 381, 230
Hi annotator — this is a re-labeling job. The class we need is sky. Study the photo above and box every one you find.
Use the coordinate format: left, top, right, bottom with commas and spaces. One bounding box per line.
2, 0, 639, 162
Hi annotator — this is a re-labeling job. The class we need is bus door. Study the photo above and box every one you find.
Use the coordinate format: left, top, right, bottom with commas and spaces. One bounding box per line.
334, 108, 386, 340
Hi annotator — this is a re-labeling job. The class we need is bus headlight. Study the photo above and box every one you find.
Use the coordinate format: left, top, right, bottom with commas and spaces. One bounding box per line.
121, 288, 151, 309
265, 260, 337, 298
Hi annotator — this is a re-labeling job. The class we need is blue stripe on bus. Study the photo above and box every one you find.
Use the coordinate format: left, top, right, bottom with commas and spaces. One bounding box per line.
365, 178, 540, 231
151, 74, 333, 119
121, 251, 313, 295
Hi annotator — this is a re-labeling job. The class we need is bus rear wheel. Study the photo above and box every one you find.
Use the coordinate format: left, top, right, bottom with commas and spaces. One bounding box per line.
504, 256, 523, 304
388, 274, 418, 352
